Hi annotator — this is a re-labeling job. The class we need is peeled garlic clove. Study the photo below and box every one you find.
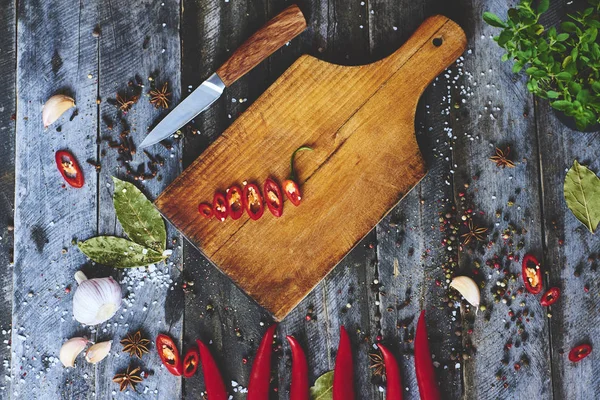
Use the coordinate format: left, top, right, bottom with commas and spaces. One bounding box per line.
60, 337, 89, 367
42, 94, 75, 128
85, 340, 112, 364
73, 272, 122, 325
450, 276, 480, 308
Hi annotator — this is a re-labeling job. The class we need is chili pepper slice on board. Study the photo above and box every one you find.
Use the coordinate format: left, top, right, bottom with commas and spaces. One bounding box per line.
414, 311, 441, 400
248, 324, 277, 400
333, 326, 355, 400
377, 343, 403, 400
264, 178, 284, 217
196, 339, 228, 400
226, 185, 244, 220
522, 253, 543, 294
183, 348, 200, 378
286, 336, 309, 400
569, 344, 592, 362
156, 334, 183, 376
283, 146, 313, 207
244, 183, 264, 220
213, 192, 229, 222
198, 203, 213, 219
55, 150, 84, 188
540, 287, 560, 307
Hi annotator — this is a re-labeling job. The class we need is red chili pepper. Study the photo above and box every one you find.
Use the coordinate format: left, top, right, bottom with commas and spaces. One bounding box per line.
569, 344, 592, 362
283, 146, 313, 206
247, 324, 277, 400
522, 253, 543, 294
183, 348, 200, 378
55, 150, 84, 188
196, 339, 227, 400
540, 287, 560, 306
333, 326, 354, 400
213, 192, 228, 222
198, 203, 213, 219
264, 178, 284, 217
414, 311, 441, 400
377, 343, 403, 400
286, 336, 309, 400
243, 183, 264, 220
226, 185, 244, 220
156, 334, 183, 376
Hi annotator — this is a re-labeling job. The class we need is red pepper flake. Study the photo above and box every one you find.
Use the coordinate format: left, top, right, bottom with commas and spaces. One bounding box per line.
264, 178, 284, 218
569, 344, 592, 362
55, 150, 84, 188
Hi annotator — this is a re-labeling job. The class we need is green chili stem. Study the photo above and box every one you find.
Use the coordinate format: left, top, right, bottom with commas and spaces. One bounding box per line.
289, 146, 313, 181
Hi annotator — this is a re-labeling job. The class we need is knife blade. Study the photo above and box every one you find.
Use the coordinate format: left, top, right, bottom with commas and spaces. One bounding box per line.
139, 4, 307, 148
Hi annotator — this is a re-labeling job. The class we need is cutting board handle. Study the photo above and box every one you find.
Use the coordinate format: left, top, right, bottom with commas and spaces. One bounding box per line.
216, 5, 307, 87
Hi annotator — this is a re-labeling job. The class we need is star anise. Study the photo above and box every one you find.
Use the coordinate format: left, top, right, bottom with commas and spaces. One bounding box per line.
369, 351, 385, 379
112, 365, 143, 392
116, 93, 138, 113
121, 330, 150, 359
490, 146, 515, 168
149, 82, 171, 109
461, 219, 488, 245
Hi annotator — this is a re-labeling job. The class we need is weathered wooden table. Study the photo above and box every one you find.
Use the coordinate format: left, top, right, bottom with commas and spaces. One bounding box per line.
0, 0, 599, 398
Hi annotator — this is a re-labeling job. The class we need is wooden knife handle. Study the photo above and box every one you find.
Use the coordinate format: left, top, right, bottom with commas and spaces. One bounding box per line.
215, 5, 306, 87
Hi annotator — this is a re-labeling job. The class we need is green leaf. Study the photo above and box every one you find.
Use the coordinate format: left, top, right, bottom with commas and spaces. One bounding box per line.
310, 371, 334, 400
547, 90, 560, 99
592, 81, 600, 93
78, 236, 166, 268
483, 12, 506, 28
112, 177, 166, 253
564, 160, 600, 233
537, 0, 549, 13
561, 21, 578, 33
556, 33, 570, 41
551, 100, 573, 111
556, 72, 572, 81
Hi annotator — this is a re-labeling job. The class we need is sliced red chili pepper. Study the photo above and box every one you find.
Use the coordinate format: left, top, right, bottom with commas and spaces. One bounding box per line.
196, 339, 227, 400
264, 178, 284, 217
212, 191, 228, 222
414, 311, 441, 400
333, 326, 355, 400
226, 185, 244, 220
156, 334, 183, 376
247, 324, 277, 400
540, 287, 560, 307
284, 146, 313, 207
198, 203, 213, 219
183, 348, 200, 378
286, 336, 309, 400
55, 150, 84, 188
243, 183, 264, 220
569, 344, 592, 362
522, 253, 543, 294
377, 343, 403, 400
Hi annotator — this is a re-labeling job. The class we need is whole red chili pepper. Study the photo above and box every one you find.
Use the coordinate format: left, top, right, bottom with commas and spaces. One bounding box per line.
156, 334, 183, 376
540, 287, 560, 307
198, 203, 213, 219
286, 336, 309, 400
213, 191, 229, 222
377, 343, 403, 400
55, 150, 84, 188
333, 326, 354, 400
247, 324, 277, 400
569, 344, 592, 362
243, 183, 264, 220
264, 178, 284, 217
196, 339, 228, 400
522, 253, 543, 294
183, 347, 200, 378
414, 311, 441, 400
283, 146, 313, 207
226, 185, 244, 220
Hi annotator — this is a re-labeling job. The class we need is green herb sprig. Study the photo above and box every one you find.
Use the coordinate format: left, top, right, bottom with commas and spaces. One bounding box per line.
484, 0, 600, 130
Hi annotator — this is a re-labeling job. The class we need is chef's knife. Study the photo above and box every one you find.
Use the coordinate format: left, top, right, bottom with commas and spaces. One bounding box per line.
139, 5, 307, 148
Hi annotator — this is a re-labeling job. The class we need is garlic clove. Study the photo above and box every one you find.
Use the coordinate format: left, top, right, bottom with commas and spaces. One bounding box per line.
73, 272, 122, 326
42, 94, 75, 128
60, 337, 89, 367
85, 340, 112, 364
450, 276, 480, 308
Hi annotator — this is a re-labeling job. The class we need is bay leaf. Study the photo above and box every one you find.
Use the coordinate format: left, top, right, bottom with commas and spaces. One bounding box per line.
564, 160, 600, 233
78, 236, 165, 268
310, 370, 333, 400
112, 177, 166, 252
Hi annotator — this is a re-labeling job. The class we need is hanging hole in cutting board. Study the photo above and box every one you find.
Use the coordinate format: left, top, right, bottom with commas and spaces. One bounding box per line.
432, 37, 443, 47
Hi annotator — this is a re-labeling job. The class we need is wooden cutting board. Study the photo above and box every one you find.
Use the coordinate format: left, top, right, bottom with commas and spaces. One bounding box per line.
156, 15, 466, 320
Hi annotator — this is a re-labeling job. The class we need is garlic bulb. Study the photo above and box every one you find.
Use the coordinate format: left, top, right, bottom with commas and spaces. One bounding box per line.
85, 340, 112, 364
73, 272, 122, 325
449, 276, 480, 308
60, 337, 89, 367
42, 94, 75, 128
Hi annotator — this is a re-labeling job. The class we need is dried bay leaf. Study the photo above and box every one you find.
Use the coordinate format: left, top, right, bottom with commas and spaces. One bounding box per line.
78, 236, 165, 268
310, 370, 333, 400
564, 160, 600, 233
